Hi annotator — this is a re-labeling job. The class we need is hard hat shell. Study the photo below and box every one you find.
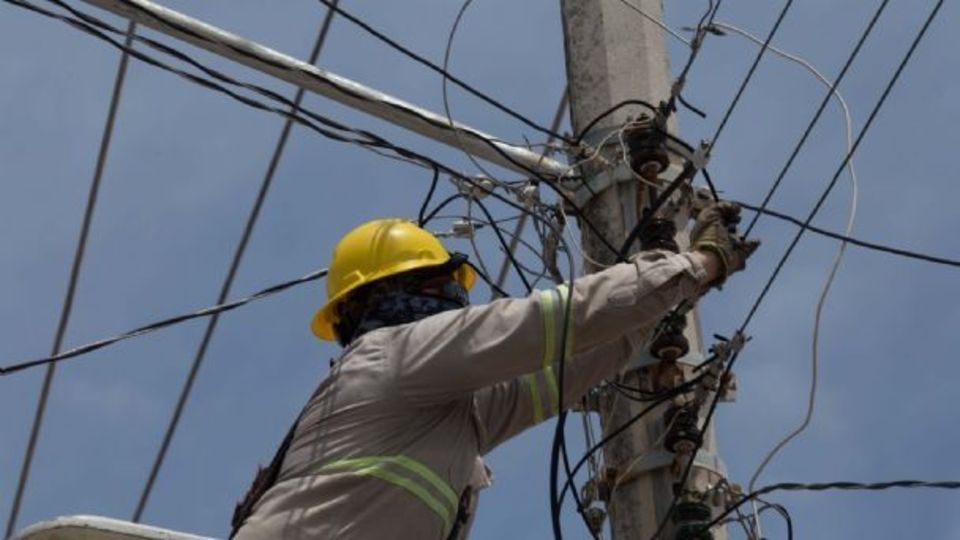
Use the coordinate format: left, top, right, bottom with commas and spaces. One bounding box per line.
311, 218, 476, 341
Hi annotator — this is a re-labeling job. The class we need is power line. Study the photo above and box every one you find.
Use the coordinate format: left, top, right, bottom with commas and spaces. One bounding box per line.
313, 0, 571, 144
738, 202, 960, 268
708, 0, 795, 151
738, 0, 888, 237
0, 268, 330, 378
4, 20, 136, 539
651, 2, 945, 537
700, 478, 960, 535
7, 0, 563, 244
131, 4, 341, 522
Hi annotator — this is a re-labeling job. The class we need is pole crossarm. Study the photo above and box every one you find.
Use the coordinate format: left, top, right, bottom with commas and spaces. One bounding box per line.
78, 0, 569, 177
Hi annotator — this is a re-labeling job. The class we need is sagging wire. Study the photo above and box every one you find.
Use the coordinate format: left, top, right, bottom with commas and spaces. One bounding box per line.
417, 166, 441, 226
0, 268, 330, 377
4, 18, 137, 538
11, 0, 567, 247
86, 0, 618, 258
650, 2, 944, 537
737, 203, 960, 268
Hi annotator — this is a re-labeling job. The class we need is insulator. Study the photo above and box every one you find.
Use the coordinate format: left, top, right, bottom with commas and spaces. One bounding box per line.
663, 405, 702, 455
638, 217, 679, 253
674, 524, 713, 540
672, 501, 713, 540
673, 501, 712, 523
650, 311, 689, 362
623, 114, 670, 180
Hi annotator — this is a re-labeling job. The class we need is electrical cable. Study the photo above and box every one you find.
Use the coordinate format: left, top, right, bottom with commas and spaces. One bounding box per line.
666, 0, 723, 112
713, 10, 877, 534
492, 88, 568, 300
10, 0, 570, 248
313, 0, 572, 144
470, 196, 534, 294
737, 203, 960, 268
731, 0, 882, 238
4, 20, 136, 538
417, 166, 441, 226
706, 0, 795, 152
649, 3, 944, 536
0, 268, 330, 377
130, 5, 341, 522
699, 479, 960, 535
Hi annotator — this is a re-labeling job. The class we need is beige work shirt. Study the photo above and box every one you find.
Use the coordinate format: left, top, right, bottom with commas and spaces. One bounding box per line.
234, 251, 706, 539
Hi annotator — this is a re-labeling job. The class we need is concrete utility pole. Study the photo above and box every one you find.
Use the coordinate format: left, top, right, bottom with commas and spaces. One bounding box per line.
560, 2, 728, 539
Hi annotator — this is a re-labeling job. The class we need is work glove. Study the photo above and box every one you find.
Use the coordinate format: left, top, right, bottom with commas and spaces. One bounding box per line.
690, 201, 760, 288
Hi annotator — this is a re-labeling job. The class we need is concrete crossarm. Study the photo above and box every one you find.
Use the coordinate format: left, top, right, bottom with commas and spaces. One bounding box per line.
79, 0, 570, 177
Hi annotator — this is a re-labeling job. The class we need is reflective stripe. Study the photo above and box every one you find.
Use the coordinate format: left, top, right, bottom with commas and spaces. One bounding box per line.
557, 284, 574, 358
524, 373, 544, 424
317, 455, 458, 531
532, 287, 575, 420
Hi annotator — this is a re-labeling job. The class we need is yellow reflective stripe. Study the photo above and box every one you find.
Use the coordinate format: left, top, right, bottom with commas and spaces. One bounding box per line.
317, 455, 457, 531
524, 373, 544, 424
543, 364, 559, 416
538, 289, 557, 370
390, 455, 458, 507
557, 284, 574, 358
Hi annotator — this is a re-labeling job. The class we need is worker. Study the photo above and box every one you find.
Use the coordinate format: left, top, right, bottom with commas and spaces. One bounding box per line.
231, 201, 758, 539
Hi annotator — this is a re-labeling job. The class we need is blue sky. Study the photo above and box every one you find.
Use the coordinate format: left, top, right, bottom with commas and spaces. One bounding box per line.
1, 0, 958, 538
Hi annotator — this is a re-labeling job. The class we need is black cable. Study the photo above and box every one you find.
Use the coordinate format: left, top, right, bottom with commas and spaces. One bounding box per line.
4, 19, 135, 538
131, 4, 341, 523
465, 260, 510, 299
737, 201, 960, 268
421, 194, 465, 226
666, 0, 724, 112
742, 0, 890, 236
557, 374, 706, 505
86, 0, 620, 258
418, 166, 441, 226
313, 0, 573, 145
12, 0, 560, 244
471, 196, 534, 294
573, 99, 657, 146
707, 0, 795, 152
700, 479, 960, 536
0, 269, 330, 377
650, 3, 944, 536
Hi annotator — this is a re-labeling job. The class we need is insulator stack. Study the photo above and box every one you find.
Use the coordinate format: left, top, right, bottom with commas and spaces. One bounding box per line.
672, 500, 713, 540
663, 404, 703, 455
650, 310, 689, 362
623, 114, 670, 181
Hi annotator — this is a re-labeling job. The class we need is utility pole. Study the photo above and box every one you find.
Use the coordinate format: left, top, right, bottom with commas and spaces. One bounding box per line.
560, 2, 729, 539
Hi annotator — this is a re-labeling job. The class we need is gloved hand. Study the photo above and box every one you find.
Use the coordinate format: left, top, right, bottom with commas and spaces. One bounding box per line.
690, 201, 760, 287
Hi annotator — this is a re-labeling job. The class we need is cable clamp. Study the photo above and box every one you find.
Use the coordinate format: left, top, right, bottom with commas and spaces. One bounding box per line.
615, 448, 727, 485
689, 140, 711, 171
453, 175, 496, 200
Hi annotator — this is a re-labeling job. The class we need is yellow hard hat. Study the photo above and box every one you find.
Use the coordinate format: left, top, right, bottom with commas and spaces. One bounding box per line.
311, 218, 476, 341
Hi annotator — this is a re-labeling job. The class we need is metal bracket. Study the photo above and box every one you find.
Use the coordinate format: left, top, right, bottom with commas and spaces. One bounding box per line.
570, 162, 688, 208
617, 448, 727, 481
